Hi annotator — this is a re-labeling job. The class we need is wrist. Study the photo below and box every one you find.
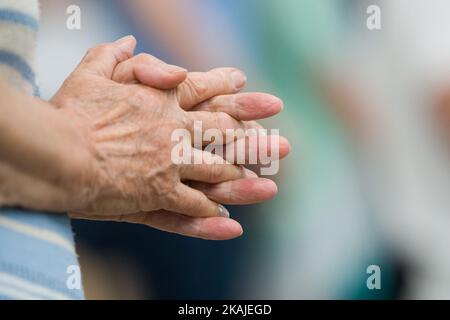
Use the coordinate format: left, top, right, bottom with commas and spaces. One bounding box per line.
54, 107, 99, 212
0, 92, 95, 211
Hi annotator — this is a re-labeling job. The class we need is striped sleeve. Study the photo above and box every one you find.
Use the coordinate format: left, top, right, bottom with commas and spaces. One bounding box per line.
0, 0, 39, 95
0, 0, 84, 300
0, 209, 81, 300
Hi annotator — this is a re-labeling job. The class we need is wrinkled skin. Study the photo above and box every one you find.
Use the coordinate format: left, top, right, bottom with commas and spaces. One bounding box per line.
50, 36, 290, 239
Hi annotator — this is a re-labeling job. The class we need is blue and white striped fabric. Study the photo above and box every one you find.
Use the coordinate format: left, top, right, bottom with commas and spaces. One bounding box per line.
0, 0, 83, 300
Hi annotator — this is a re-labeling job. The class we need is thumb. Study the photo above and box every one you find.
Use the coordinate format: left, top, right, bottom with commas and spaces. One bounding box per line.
75, 35, 137, 78
112, 53, 187, 89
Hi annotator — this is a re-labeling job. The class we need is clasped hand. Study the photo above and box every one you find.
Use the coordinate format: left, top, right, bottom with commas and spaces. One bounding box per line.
23, 36, 290, 240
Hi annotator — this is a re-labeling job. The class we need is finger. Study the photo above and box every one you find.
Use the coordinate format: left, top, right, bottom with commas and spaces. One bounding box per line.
112, 53, 187, 89
186, 112, 275, 146
186, 110, 247, 144
127, 211, 243, 240
75, 35, 137, 78
177, 68, 247, 110
193, 93, 283, 121
187, 177, 278, 205
69, 211, 243, 240
166, 183, 229, 218
130, 211, 242, 240
180, 149, 245, 183
221, 135, 291, 164
245, 121, 264, 130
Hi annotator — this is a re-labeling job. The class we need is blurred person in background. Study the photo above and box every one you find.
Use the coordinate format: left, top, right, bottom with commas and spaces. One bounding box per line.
250, 0, 450, 299
321, 0, 450, 299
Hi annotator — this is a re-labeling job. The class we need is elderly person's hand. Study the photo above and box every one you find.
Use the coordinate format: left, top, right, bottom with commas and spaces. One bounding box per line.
0, 36, 289, 240
49, 36, 289, 239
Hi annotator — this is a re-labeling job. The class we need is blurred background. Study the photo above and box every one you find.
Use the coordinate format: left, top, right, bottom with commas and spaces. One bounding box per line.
37, 0, 450, 299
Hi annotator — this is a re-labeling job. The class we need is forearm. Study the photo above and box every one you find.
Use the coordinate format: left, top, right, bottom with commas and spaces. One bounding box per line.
0, 79, 92, 211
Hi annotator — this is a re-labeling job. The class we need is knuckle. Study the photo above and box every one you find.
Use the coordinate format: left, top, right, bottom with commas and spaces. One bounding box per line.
184, 76, 208, 100
159, 187, 178, 208
127, 88, 148, 109
201, 96, 220, 112
147, 175, 179, 209
83, 44, 112, 64
208, 164, 222, 181
208, 68, 229, 88
135, 53, 150, 63
89, 43, 112, 56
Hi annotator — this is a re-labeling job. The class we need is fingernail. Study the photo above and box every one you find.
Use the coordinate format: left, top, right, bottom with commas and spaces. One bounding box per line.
218, 204, 230, 218
244, 168, 258, 178
115, 35, 135, 49
279, 99, 284, 111
165, 64, 187, 74
232, 70, 247, 90
274, 97, 284, 111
